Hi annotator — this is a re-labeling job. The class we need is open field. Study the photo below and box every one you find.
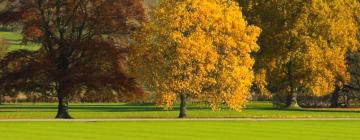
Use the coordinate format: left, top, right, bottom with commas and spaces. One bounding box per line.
0, 31, 40, 52
1, 1, 360, 140
0, 102, 360, 119
0, 120, 359, 140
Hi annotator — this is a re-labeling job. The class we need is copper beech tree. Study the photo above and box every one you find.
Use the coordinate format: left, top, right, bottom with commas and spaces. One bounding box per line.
130, 0, 260, 118
0, 0, 146, 118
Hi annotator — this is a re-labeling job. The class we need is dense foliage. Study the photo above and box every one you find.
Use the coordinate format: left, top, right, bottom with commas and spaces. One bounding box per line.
0, 0, 146, 118
240, 0, 359, 108
130, 0, 260, 117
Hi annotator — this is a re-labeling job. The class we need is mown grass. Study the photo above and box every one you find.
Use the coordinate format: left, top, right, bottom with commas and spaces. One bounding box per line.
0, 120, 359, 140
0, 102, 360, 119
0, 31, 40, 52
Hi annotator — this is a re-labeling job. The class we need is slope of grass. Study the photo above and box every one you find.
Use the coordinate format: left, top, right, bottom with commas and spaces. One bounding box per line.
0, 121, 359, 140
0, 31, 40, 52
0, 102, 360, 119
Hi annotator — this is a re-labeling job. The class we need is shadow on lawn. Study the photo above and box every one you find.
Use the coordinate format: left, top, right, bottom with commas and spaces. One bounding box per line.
0, 103, 211, 112
245, 106, 360, 113
0, 103, 359, 113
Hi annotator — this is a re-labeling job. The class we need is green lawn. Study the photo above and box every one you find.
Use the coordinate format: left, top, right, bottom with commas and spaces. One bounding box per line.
0, 121, 359, 140
0, 31, 40, 52
0, 102, 360, 119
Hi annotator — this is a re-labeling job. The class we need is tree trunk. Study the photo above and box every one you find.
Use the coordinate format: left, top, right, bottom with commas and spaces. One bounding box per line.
55, 82, 72, 119
178, 93, 187, 118
285, 58, 299, 109
32, 92, 37, 104
330, 86, 340, 108
344, 94, 350, 108
55, 53, 72, 119
286, 92, 299, 108
55, 95, 72, 119
0, 94, 2, 105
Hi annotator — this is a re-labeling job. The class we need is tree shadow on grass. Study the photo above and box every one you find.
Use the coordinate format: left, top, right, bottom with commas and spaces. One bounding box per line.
2, 103, 358, 113
70, 105, 212, 112
286, 108, 360, 113
245, 107, 360, 114
0, 103, 212, 112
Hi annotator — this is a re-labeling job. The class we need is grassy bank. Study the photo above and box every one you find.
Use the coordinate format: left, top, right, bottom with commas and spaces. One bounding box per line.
0, 31, 40, 52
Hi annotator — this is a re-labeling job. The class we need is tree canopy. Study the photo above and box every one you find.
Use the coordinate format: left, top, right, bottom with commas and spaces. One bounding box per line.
130, 0, 261, 117
240, 0, 359, 108
0, 0, 146, 118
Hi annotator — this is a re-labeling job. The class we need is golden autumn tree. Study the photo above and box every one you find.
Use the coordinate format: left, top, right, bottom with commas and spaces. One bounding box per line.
130, 0, 261, 118
0, 0, 146, 118
240, 0, 359, 108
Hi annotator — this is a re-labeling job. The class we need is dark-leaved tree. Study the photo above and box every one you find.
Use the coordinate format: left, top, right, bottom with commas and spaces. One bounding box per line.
0, 0, 146, 118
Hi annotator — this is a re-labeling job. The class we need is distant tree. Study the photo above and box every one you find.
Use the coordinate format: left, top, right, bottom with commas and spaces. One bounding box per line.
343, 49, 360, 107
0, 38, 7, 104
0, 0, 146, 118
130, 0, 260, 118
332, 4, 360, 107
239, 0, 359, 108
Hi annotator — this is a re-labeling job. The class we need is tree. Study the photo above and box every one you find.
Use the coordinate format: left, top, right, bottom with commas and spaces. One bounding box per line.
0, 38, 7, 104
130, 0, 260, 118
239, 0, 359, 108
0, 0, 146, 118
0, 39, 6, 59
331, 4, 360, 107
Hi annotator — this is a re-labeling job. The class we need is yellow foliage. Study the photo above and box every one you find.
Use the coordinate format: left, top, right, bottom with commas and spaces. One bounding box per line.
244, 0, 359, 99
130, 0, 260, 111
254, 69, 272, 99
